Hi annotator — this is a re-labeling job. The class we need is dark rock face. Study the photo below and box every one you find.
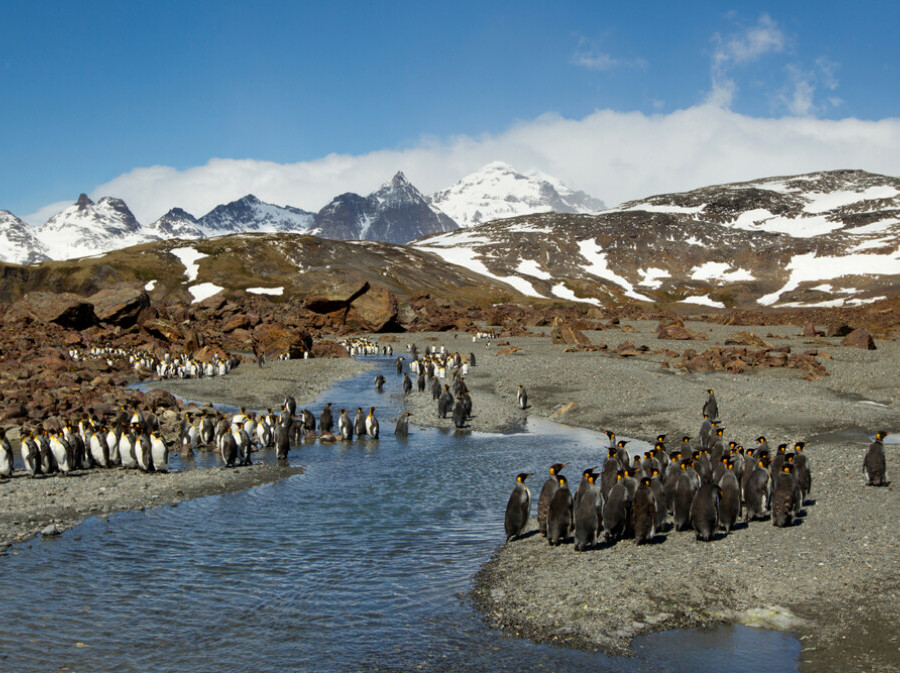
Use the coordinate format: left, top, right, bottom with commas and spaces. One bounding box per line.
550, 317, 591, 346
88, 284, 150, 327
346, 285, 401, 333
253, 323, 313, 358
6, 292, 98, 330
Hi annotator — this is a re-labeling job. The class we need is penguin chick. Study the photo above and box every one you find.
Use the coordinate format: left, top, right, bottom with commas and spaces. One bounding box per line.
505, 473, 532, 542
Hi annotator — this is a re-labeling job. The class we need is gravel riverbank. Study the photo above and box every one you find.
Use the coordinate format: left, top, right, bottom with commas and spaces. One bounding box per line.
0, 357, 373, 547
397, 324, 899, 673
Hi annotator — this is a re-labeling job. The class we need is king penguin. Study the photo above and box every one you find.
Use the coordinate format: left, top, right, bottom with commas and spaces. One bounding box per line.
504, 473, 532, 541
538, 462, 567, 537
631, 476, 658, 545
864, 431, 888, 486
690, 482, 722, 541
547, 474, 573, 546
394, 412, 411, 437
573, 471, 601, 551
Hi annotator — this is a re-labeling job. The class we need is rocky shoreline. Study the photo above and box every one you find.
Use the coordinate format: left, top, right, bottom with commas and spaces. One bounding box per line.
398, 324, 899, 673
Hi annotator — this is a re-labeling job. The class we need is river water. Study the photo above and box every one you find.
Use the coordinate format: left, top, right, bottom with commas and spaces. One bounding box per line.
0, 357, 800, 672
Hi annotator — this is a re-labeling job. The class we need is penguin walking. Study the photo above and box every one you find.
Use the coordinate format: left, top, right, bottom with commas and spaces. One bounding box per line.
718, 462, 742, 532
573, 472, 601, 551
537, 463, 566, 537
395, 356, 404, 375
365, 407, 379, 439
547, 475, 573, 546
452, 397, 467, 429
690, 483, 722, 541
699, 414, 712, 450
517, 385, 528, 410
0, 429, 13, 478
772, 464, 798, 527
504, 473, 532, 542
702, 388, 718, 420
394, 412, 411, 438
402, 373, 412, 395
417, 372, 426, 393
274, 422, 290, 460
375, 374, 386, 392
863, 431, 888, 486
338, 409, 353, 441
792, 442, 812, 504
431, 377, 441, 400
631, 477, 658, 545
320, 403, 334, 434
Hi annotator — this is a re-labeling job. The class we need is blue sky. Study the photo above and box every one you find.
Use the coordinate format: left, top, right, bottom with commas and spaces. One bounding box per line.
1, 1, 898, 222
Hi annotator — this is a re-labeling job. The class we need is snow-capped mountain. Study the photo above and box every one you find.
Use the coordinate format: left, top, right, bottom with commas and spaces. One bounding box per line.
0, 210, 50, 264
428, 161, 605, 228
37, 194, 159, 260
198, 194, 318, 235
146, 208, 205, 239
415, 170, 900, 309
314, 172, 456, 244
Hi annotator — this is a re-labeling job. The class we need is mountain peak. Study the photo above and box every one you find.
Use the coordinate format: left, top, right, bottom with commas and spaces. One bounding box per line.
388, 171, 410, 187
75, 193, 94, 209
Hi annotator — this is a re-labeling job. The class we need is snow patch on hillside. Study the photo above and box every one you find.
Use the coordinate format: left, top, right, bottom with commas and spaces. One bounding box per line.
188, 282, 223, 303
577, 240, 652, 301
170, 246, 206, 282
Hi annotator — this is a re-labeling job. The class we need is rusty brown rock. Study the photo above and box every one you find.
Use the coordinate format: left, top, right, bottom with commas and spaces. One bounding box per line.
496, 346, 522, 355
88, 284, 150, 327
142, 389, 180, 410
841, 328, 876, 350
724, 331, 771, 348
7, 292, 98, 330
346, 285, 402, 333
253, 323, 313, 358
658, 325, 707, 341
310, 341, 351, 358
550, 317, 592, 346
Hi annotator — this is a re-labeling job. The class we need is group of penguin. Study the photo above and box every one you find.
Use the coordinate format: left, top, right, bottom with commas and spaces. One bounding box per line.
382, 343, 477, 429
69, 346, 238, 380
505, 389, 820, 549
0, 406, 173, 478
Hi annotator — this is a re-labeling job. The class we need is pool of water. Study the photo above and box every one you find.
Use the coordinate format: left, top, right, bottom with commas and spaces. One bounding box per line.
0, 358, 800, 672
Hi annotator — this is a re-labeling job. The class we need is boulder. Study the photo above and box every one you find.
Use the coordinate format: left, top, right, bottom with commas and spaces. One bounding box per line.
658, 325, 707, 341
310, 341, 351, 359
347, 285, 402, 332
550, 317, 592, 346
305, 280, 369, 314
142, 319, 184, 344
841, 329, 876, 350
254, 323, 313, 358
88, 284, 150, 327
724, 331, 771, 348
142, 388, 180, 410
7, 292, 97, 330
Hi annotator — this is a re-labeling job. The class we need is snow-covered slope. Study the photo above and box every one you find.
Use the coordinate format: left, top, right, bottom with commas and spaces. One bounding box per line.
0, 210, 50, 264
198, 194, 318, 235
36, 194, 159, 260
428, 161, 605, 228
416, 170, 900, 309
315, 172, 456, 244
146, 208, 205, 239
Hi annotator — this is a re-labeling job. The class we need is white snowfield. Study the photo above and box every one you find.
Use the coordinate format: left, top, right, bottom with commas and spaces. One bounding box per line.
246, 286, 284, 295
169, 246, 207, 282
188, 283, 224, 303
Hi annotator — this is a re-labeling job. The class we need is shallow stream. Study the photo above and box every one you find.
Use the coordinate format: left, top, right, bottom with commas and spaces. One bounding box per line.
0, 357, 801, 672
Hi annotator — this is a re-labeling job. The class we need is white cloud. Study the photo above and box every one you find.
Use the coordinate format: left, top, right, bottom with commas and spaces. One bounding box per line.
709, 13, 787, 107
23, 102, 899, 225
781, 58, 842, 117
571, 37, 646, 71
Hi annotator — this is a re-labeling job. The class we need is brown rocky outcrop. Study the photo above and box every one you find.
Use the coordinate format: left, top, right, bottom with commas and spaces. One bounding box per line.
346, 285, 402, 332
142, 319, 185, 344
253, 323, 313, 358
658, 324, 707, 340
88, 284, 150, 327
841, 328, 876, 350
550, 317, 592, 346
724, 331, 771, 348
305, 280, 369, 314
310, 341, 351, 358
6, 292, 98, 330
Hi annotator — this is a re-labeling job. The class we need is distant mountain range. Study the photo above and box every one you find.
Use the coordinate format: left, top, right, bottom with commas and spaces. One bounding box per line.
0, 163, 603, 263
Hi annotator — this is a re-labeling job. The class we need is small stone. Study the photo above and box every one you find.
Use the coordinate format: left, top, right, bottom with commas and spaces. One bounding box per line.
40, 523, 61, 537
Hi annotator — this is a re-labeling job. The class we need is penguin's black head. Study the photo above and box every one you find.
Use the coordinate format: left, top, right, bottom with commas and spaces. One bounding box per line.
794, 441, 806, 451
640, 476, 652, 487
556, 475, 567, 486
777, 443, 788, 452
756, 436, 767, 443
516, 473, 531, 483
716, 427, 725, 435
605, 429, 616, 440
654, 442, 665, 451
587, 473, 597, 484
652, 469, 660, 477
582, 467, 596, 477
550, 462, 566, 475
875, 431, 888, 440
681, 436, 691, 443
607, 447, 618, 458
657, 434, 667, 442
707, 389, 714, 394
782, 464, 793, 473
785, 453, 795, 462
617, 440, 629, 448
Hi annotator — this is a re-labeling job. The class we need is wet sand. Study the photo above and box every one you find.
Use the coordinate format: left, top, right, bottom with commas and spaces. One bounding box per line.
396, 324, 899, 673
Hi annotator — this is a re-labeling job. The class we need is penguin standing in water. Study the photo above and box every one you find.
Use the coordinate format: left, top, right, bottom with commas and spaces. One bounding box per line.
394, 412, 411, 438
573, 471, 601, 551
538, 463, 567, 537
300, 409, 317, 435
320, 403, 334, 434
417, 371, 426, 393
517, 385, 528, 410
547, 474, 573, 546
0, 428, 14, 478
864, 431, 888, 486
220, 431, 238, 467
744, 456, 772, 521
504, 473, 532, 542
772, 463, 798, 527
365, 407, 379, 439
274, 422, 290, 460
631, 476, 658, 545
403, 373, 412, 395
702, 389, 718, 420
718, 461, 742, 532
354, 408, 366, 438
691, 483, 722, 541
375, 374, 386, 392
395, 356, 404, 375
338, 409, 353, 441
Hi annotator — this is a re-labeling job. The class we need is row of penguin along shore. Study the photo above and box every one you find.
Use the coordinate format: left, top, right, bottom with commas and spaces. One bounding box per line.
0, 288, 897, 672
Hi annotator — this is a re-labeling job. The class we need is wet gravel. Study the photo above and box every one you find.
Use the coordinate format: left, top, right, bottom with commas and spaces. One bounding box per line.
398, 323, 899, 673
